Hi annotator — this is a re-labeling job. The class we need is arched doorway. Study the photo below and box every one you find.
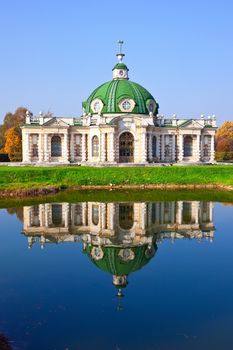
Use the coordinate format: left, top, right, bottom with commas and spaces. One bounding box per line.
119, 204, 134, 230
184, 136, 193, 157
51, 135, 62, 157
119, 132, 134, 163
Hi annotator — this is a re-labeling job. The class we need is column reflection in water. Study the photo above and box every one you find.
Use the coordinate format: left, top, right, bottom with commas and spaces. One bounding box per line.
23, 201, 215, 294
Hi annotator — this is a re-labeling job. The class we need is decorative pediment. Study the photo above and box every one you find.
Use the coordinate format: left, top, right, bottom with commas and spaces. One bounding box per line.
43, 117, 69, 128
110, 115, 148, 127
180, 119, 204, 129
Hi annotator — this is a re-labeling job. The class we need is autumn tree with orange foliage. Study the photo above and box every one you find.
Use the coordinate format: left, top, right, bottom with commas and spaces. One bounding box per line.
2, 127, 22, 161
215, 121, 233, 161
0, 107, 27, 161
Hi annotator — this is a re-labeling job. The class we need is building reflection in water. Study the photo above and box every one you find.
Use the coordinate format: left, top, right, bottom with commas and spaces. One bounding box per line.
23, 201, 215, 296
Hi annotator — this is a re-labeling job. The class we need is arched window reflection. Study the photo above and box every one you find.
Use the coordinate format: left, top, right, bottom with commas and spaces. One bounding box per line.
184, 136, 193, 157
51, 136, 62, 157
182, 202, 194, 224
92, 136, 99, 157
119, 204, 134, 230
74, 204, 82, 226
31, 205, 40, 227
201, 202, 210, 222
92, 205, 99, 225
163, 202, 171, 223
52, 204, 63, 226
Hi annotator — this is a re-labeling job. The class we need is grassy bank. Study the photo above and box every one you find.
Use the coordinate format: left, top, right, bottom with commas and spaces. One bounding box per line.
0, 165, 233, 191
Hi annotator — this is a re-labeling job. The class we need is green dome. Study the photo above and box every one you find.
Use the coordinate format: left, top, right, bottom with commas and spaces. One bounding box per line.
82, 79, 159, 115
84, 244, 157, 276
112, 62, 129, 70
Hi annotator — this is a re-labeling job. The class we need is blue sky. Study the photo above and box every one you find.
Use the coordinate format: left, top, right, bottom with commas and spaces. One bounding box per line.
0, 0, 232, 124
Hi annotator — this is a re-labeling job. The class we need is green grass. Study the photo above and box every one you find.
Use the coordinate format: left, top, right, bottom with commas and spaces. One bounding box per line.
0, 165, 233, 190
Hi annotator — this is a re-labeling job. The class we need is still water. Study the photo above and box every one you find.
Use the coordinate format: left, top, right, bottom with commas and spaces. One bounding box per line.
0, 196, 233, 350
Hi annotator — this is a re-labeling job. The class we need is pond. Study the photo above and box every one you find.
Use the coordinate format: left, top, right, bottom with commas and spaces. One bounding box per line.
0, 191, 233, 350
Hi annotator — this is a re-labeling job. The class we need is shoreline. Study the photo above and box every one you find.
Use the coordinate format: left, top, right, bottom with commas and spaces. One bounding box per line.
1, 183, 233, 199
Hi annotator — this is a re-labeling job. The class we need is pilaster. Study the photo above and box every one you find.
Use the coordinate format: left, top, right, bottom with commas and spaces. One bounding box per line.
70, 133, 75, 162
210, 135, 215, 162
44, 134, 49, 162
140, 129, 147, 162
156, 135, 160, 161
148, 133, 153, 162
196, 134, 201, 162
38, 133, 43, 162
81, 134, 86, 162
63, 133, 69, 162
172, 134, 176, 162
161, 134, 165, 162
178, 134, 184, 162
108, 132, 115, 162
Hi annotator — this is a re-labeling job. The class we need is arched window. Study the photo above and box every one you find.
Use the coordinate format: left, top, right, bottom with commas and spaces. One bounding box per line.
75, 134, 82, 157
51, 136, 62, 157
92, 136, 99, 157
203, 144, 209, 157
119, 204, 134, 230
92, 205, 99, 225
32, 135, 38, 157
51, 204, 63, 226
152, 136, 156, 158
184, 136, 193, 157
165, 144, 170, 157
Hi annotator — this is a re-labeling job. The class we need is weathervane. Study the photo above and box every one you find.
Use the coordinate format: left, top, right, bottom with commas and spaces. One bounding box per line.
116, 40, 125, 63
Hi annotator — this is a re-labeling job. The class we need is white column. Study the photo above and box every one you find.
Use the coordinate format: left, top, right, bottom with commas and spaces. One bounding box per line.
44, 134, 49, 162
192, 201, 199, 224
39, 204, 44, 227
196, 134, 201, 162
172, 134, 176, 162
210, 135, 215, 162
209, 202, 214, 222
38, 133, 43, 162
63, 133, 69, 162
178, 134, 184, 162
70, 133, 74, 162
161, 135, 165, 162
109, 203, 115, 230
171, 202, 175, 223
44, 204, 50, 227
141, 203, 147, 230
24, 133, 30, 162
141, 131, 147, 162
108, 133, 115, 162
64, 203, 69, 227
82, 134, 86, 162
101, 132, 106, 162
176, 201, 183, 225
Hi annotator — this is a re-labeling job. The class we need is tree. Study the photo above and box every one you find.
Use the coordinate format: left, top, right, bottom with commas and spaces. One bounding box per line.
0, 107, 27, 160
215, 122, 233, 161
3, 127, 22, 161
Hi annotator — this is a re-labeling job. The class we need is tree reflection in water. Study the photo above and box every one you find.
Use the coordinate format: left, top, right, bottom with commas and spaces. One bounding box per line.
0, 334, 13, 350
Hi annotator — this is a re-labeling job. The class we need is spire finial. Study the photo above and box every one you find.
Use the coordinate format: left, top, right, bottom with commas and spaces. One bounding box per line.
116, 40, 125, 63
118, 40, 124, 53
